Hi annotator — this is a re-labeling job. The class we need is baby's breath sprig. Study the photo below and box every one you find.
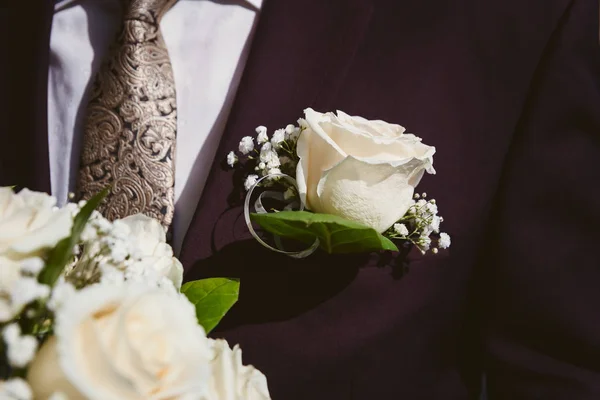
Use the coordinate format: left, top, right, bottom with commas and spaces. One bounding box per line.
228, 124, 303, 192
384, 193, 451, 254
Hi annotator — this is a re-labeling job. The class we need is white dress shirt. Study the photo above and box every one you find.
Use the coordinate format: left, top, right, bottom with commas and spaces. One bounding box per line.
48, 0, 262, 254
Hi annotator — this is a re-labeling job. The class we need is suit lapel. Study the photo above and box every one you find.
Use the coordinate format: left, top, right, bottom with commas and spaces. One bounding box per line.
180, 0, 374, 269
0, 2, 53, 192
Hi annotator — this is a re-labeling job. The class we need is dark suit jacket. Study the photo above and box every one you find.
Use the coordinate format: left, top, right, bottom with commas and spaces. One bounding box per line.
1, 1, 599, 399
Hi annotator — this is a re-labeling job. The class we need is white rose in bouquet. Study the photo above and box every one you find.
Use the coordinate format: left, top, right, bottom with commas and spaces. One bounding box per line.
206, 340, 271, 400
27, 282, 271, 400
0, 188, 72, 321
120, 214, 184, 289
296, 109, 436, 233
27, 283, 212, 399
0, 188, 72, 257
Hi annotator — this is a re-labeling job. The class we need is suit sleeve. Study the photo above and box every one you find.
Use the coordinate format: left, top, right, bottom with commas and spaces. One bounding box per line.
479, 0, 600, 398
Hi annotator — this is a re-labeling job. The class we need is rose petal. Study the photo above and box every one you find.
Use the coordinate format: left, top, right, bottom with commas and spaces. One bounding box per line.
9, 209, 73, 254
296, 108, 347, 211
27, 337, 84, 400
0, 256, 22, 293
120, 214, 183, 289
334, 110, 406, 138
207, 339, 271, 400
121, 214, 167, 254
315, 156, 432, 232
328, 118, 436, 165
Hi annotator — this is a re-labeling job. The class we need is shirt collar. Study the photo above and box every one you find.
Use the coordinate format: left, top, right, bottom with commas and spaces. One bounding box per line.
243, 0, 263, 10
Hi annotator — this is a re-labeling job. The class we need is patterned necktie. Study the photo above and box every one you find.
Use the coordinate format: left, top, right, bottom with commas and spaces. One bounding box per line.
77, 0, 178, 230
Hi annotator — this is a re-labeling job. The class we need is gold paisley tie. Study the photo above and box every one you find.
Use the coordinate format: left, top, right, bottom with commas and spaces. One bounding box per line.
77, 0, 178, 230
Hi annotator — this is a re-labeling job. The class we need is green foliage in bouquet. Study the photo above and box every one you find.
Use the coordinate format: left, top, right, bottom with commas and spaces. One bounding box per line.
38, 189, 109, 286
181, 278, 240, 334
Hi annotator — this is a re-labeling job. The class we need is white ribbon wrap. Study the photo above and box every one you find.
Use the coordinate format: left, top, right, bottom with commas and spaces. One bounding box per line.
243, 174, 320, 259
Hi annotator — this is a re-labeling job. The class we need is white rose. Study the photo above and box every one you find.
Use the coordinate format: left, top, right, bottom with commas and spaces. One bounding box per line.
119, 214, 183, 289
0, 188, 72, 321
0, 188, 72, 256
296, 109, 436, 233
27, 283, 213, 400
206, 339, 271, 400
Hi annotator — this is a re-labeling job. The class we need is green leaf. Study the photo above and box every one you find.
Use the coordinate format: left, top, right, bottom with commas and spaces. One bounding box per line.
38, 188, 109, 286
250, 211, 399, 254
181, 278, 240, 334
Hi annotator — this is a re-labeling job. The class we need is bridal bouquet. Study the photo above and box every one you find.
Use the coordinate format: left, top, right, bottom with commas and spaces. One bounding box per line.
228, 109, 450, 258
0, 188, 270, 400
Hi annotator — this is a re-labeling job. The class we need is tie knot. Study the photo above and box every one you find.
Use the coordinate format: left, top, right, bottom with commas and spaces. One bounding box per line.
124, 0, 178, 23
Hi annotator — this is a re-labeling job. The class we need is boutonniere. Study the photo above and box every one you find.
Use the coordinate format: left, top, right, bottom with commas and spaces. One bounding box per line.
227, 109, 450, 258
